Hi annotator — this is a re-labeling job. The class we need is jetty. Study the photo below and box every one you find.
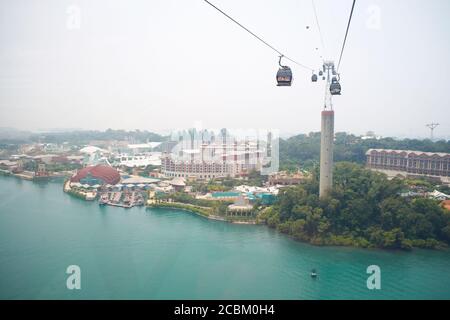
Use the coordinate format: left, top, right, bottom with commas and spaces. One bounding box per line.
99, 191, 144, 208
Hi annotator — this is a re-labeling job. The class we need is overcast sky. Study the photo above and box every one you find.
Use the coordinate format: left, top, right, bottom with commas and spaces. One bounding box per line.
0, 0, 449, 138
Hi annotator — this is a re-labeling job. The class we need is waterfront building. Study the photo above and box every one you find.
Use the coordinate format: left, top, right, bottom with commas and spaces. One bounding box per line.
34, 163, 49, 177
0, 160, 18, 171
70, 164, 120, 185
228, 197, 254, 215
366, 149, 450, 184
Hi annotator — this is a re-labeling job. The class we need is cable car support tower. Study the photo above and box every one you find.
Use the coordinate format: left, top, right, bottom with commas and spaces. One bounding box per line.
426, 123, 439, 141
202, 0, 356, 199
319, 61, 338, 198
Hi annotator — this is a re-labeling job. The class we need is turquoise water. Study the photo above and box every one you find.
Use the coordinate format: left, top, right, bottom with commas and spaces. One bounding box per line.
0, 176, 450, 300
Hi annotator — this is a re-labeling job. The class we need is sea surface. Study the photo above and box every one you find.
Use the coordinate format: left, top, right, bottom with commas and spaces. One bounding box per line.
0, 176, 449, 299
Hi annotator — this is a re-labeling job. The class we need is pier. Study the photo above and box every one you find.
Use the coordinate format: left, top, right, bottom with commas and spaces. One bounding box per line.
99, 191, 144, 208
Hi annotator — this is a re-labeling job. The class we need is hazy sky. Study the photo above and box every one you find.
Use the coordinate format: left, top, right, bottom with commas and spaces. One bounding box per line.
0, 0, 449, 138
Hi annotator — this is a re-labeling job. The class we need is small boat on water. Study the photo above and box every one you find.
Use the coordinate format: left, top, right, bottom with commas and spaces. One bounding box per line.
99, 193, 109, 205
311, 269, 318, 278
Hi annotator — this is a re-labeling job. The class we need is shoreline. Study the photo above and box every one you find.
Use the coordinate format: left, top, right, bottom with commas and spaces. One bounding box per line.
2, 169, 450, 299
1, 175, 446, 251
1, 170, 70, 181
146, 202, 260, 225
148, 203, 449, 252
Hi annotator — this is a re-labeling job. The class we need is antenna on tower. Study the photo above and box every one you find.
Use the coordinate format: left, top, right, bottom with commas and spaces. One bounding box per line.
426, 123, 439, 141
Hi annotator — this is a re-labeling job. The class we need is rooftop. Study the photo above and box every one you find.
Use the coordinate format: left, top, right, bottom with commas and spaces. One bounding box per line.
79, 146, 108, 154
169, 177, 186, 187
366, 149, 450, 158
128, 142, 162, 149
70, 164, 120, 185
121, 176, 159, 184
441, 200, 450, 211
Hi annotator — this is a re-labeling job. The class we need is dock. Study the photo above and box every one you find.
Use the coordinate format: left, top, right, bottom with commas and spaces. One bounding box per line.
99, 191, 144, 208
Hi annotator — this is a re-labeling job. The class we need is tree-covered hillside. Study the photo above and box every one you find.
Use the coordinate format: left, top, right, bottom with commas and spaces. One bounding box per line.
260, 162, 450, 250
280, 132, 450, 170
0, 128, 167, 145
29, 129, 166, 144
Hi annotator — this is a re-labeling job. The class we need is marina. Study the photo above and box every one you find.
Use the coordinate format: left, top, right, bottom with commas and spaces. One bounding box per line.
99, 191, 145, 208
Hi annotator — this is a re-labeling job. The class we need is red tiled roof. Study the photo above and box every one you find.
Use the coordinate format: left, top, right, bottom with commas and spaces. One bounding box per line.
70, 165, 120, 185
442, 200, 450, 211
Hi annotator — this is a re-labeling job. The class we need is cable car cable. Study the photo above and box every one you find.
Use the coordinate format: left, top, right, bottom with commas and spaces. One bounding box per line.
311, 0, 327, 59
203, 0, 314, 71
337, 0, 356, 72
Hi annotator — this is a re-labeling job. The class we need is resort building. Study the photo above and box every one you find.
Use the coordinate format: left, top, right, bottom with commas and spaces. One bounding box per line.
366, 149, 450, 184
161, 156, 233, 179
161, 128, 272, 179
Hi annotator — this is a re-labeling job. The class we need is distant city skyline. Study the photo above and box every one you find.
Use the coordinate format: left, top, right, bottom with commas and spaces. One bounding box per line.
1, 125, 449, 142
1, 0, 449, 139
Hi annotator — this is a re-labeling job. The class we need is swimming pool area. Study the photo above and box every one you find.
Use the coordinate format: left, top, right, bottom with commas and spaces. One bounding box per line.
211, 191, 241, 198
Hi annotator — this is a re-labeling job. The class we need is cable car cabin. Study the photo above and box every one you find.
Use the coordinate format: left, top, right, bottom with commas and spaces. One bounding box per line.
318, 70, 323, 76
330, 77, 341, 95
311, 74, 318, 82
276, 66, 292, 86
